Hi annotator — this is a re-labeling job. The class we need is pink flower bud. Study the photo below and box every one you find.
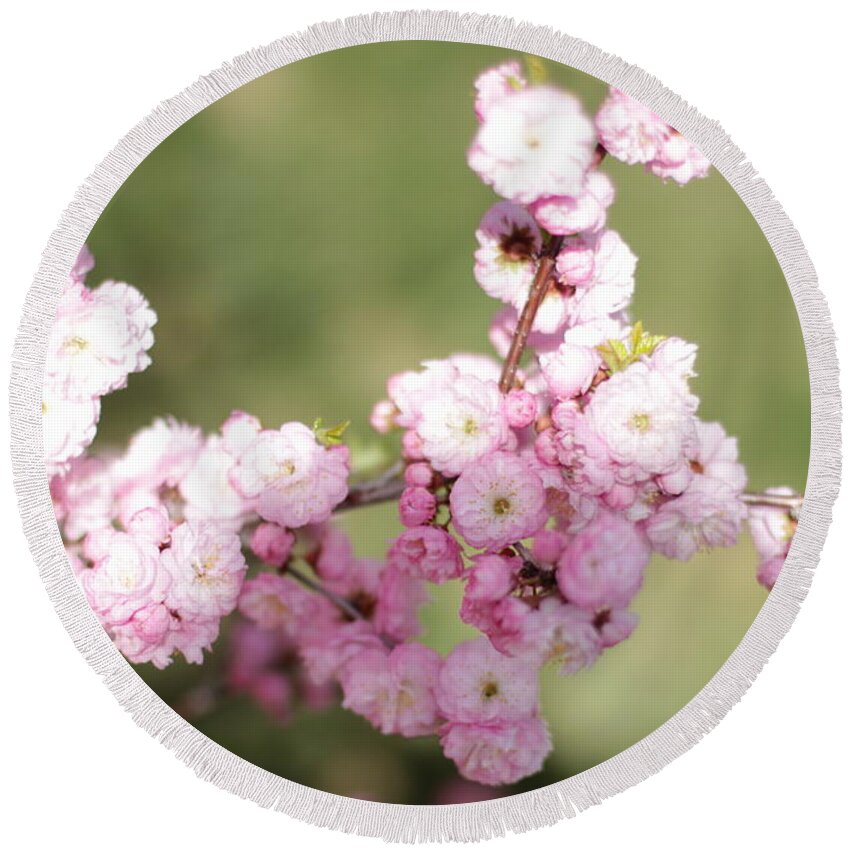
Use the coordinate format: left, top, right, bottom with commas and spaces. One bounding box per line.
369, 399, 397, 434
404, 462, 434, 488
399, 486, 437, 528
401, 429, 425, 461
534, 429, 560, 466
540, 342, 598, 400
503, 388, 537, 428
465, 554, 515, 602
530, 529, 567, 564
250, 522, 295, 567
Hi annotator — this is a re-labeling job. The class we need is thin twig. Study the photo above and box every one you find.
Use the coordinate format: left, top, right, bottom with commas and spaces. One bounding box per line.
336, 465, 406, 511
286, 563, 367, 623
285, 562, 395, 649
499, 234, 565, 393
741, 491, 804, 511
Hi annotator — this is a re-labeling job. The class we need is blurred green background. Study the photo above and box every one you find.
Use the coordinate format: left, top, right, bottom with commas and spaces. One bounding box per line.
85, 41, 809, 804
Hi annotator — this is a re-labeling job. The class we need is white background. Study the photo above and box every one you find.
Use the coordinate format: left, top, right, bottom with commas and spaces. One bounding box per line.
1, 1, 847, 847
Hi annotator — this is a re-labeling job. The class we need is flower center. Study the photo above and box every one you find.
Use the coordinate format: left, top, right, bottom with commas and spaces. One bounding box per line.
630, 412, 651, 433
463, 417, 479, 436
481, 679, 500, 699
499, 225, 537, 261
63, 335, 89, 353
192, 547, 221, 581
280, 460, 296, 476
493, 497, 512, 516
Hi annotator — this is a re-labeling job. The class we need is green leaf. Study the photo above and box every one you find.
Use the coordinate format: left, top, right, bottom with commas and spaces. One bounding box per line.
596, 322, 667, 373
313, 418, 350, 447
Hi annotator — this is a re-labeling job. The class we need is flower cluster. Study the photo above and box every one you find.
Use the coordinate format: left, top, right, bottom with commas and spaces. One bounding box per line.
43, 247, 156, 475
48, 65, 801, 789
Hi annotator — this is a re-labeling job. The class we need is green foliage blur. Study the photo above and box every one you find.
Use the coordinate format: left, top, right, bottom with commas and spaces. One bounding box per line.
85, 41, 809, 804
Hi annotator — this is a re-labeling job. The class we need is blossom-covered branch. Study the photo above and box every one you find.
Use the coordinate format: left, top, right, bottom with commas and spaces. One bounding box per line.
47, 59, 800, 789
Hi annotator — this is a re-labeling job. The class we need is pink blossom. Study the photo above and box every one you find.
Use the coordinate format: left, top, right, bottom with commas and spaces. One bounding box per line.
340, 644, 442, 737
81, 522, 169, 626
398, 486, 437, 527
385, 360, 457, 430
465, 554, 517, 603
300, 619, 386, 685
748, 487, 795, 589
112, 418, 204, 520
437, 637, 539, 724
404, 462, 433, 488
468, 86, 597, 204
402, 429, 426, 461
649, 337, 698, 385
645, 476, 747, 560
529, 170, 615, 235
558, 230, 637, 327
166, 615, 221, 666
550, 401, 617, 496
46, 278, 156, 400
251, 673, 294, 723
530, 529, 568, 564
229, 422, 349, 528
503, 388, 537, 429
180, 435, 255, 530
473, 202, 541, 306
226, 620, 292, 691
473, 61, 526, 121
69, 245, 95, 285
416, 373, 510, 476
110, 602, 174, 667
596, 89, 710, 184
539, 342, 599, 399
250, 523, 295, 567
647, 133, 711, 185
369, 399, 397, 434
557, 509, 650, 611
440, 717, 551, 786
757, 555, 785, 590
691, 421, 747, 493
50, 455, 114, 542
314, 524, 358, 590
596, 607, 639, 648
42, 381, 100, 476
596, 88, 670, 165
373, 565, 429, 642
388, 526, 464, 584
450, 451, 547, 551
584, 360, 698, 484
511, 598, 602, 674
748, 488, 796, 562
238, 572, 333, 636
220, 410, 262, 455
161, 521, 247, 619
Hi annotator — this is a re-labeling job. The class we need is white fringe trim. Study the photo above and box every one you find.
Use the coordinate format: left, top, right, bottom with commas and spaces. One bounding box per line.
8, 10, 841, 843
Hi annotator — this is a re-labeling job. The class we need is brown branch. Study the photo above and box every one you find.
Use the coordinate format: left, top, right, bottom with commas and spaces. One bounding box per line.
336, 461, 406, 512
499, 235, 566, 393
285, 562, 395, 649
286, 563, 367, 622
741, 491, 804, 512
